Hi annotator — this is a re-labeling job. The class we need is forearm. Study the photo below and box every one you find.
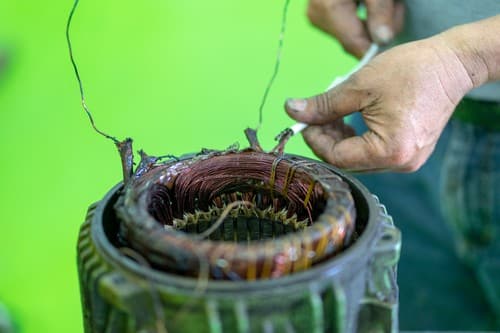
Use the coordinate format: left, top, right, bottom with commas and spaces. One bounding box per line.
438, 15, 500, 89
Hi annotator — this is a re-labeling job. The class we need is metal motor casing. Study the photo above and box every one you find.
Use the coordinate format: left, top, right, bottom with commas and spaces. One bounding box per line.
77, 162, 401, 333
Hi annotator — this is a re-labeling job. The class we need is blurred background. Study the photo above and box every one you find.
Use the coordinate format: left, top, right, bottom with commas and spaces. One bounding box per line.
0, 1, 353, 332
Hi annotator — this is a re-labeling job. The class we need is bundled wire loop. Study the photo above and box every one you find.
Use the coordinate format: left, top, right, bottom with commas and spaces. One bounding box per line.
116, 136, 356, 281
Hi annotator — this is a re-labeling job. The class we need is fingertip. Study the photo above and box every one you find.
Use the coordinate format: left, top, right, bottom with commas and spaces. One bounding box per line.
285, 98, 307, 113
373, 25, 393, 44
365, 0, 396, 45
285, 98, 310, 123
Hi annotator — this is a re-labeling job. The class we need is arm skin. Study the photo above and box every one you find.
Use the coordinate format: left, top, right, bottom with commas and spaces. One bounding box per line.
285, 15, 500, 172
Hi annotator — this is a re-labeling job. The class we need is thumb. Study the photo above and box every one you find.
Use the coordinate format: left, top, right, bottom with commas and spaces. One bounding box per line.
284, 82, 362, 125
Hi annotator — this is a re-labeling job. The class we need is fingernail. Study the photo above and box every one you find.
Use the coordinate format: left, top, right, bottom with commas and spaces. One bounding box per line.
286, 98, 307, 112
374, 25, 393, 44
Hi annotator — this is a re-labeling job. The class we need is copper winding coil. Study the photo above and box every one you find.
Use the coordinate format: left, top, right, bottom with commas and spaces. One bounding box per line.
116, 149, 356, 280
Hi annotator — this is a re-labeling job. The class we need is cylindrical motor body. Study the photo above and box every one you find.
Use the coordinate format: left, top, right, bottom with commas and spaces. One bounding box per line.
77, 156, 400, 333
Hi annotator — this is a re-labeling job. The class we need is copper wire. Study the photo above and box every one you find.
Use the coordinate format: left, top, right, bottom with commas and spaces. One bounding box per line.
117, 150, 356, 280
66, 0, 119, 143
256, 0, 291, 130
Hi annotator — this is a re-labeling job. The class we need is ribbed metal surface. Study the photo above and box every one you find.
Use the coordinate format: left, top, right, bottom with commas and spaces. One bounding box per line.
77, 172, 400, 333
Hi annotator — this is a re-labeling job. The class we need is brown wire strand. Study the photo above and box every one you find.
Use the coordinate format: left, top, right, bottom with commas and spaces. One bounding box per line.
66, 0, 119, 143
256, 0, 291, 131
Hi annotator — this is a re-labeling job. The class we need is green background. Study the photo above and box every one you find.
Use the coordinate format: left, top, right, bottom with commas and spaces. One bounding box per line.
0, 1, 353, 332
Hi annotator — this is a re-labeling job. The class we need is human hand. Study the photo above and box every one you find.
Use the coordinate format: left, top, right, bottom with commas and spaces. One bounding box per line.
285, 38, 475, 172
307, 0, 404, 58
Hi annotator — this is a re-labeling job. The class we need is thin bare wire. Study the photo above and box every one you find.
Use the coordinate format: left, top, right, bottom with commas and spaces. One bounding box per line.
256, 0, 291, 131
66, 0, 119, 143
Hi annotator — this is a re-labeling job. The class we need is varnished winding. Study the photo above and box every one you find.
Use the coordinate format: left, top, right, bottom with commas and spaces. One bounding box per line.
116, 150, 356, 280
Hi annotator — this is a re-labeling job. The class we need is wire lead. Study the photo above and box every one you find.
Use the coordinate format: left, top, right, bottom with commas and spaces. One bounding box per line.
256, 0, 291, 131
66, 0, 119, 143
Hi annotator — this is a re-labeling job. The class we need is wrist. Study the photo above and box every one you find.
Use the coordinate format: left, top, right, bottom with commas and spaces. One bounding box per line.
437, 15, 500, 89
414, 36, 474, 106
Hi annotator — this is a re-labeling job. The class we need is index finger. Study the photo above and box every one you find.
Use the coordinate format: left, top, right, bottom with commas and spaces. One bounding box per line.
303, 126, 390, 171
308, 0, 371, 58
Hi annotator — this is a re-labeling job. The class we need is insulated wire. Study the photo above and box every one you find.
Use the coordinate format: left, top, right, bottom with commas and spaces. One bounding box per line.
256, 0, 291, 131
66, 0, 119, 143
